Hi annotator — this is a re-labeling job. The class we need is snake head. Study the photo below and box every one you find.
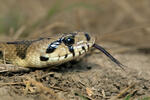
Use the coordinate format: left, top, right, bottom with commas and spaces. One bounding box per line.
37, 32, 95, 67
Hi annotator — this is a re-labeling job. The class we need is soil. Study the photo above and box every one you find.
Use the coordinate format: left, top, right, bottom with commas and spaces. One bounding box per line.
0, 0, 150, 100
0, 42, 149, 100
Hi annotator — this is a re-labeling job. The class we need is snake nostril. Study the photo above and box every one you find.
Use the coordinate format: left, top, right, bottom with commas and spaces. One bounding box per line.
64, 54, 68, 58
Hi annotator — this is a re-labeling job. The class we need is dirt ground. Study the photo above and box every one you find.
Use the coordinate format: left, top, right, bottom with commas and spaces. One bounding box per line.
0, 0, 150, 100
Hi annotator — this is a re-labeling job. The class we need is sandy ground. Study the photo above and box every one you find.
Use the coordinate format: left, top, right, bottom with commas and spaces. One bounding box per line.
0, 43, 149, 100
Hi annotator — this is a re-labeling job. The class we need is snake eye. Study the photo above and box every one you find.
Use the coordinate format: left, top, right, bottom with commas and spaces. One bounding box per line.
63, 36, 75, 46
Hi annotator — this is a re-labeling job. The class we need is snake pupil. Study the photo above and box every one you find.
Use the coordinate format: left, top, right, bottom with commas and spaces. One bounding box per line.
63, 36, 75, 46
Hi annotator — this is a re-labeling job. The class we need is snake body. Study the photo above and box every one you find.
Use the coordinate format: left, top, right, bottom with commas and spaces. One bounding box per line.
0, 32, 95, 68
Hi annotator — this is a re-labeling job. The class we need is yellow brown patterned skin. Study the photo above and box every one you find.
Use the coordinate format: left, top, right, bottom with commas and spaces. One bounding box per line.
0, 32, 95, 68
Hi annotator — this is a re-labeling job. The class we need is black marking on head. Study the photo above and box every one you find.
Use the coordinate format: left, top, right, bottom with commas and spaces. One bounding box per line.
6, 38, 44, 45
85, 33, 91, 41
46, 46, 56, 53
17, 51, 26, 59
82, 46, 86, 52
65, 54, 68, 58
46, 40, 61, 53
6, 38, 45, 59
14, 41, 33, 59
40, 56, 49, 61
68, 46, 75, 57
79, 51, 81, 56
0, 51, 3, 59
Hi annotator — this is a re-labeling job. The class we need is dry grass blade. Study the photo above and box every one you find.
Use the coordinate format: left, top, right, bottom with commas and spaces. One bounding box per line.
0, 82, 24, 86
13, 25, 26, 39
0, 64, 30, 73
110, 83, 135, 100
25, 77, 63, 100
113, 0, 146, 22
86, 87, 94, 97
116, 83, 135, 98
0, 77, 63, 100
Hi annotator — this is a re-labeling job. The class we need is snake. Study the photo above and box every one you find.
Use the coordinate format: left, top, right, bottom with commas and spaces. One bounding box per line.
0, 32, 125, 69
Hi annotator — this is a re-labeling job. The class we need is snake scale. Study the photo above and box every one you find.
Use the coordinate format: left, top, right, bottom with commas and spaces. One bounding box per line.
0, 32, 125, 69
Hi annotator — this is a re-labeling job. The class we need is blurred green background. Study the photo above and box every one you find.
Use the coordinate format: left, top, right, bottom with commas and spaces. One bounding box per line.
0, 0, 150, 48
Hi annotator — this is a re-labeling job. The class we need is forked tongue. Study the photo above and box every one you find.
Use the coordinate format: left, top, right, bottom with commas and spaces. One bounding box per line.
93, 43, 126, 70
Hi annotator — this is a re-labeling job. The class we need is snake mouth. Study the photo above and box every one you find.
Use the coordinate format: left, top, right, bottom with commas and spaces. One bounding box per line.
62, 41, 94, 60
